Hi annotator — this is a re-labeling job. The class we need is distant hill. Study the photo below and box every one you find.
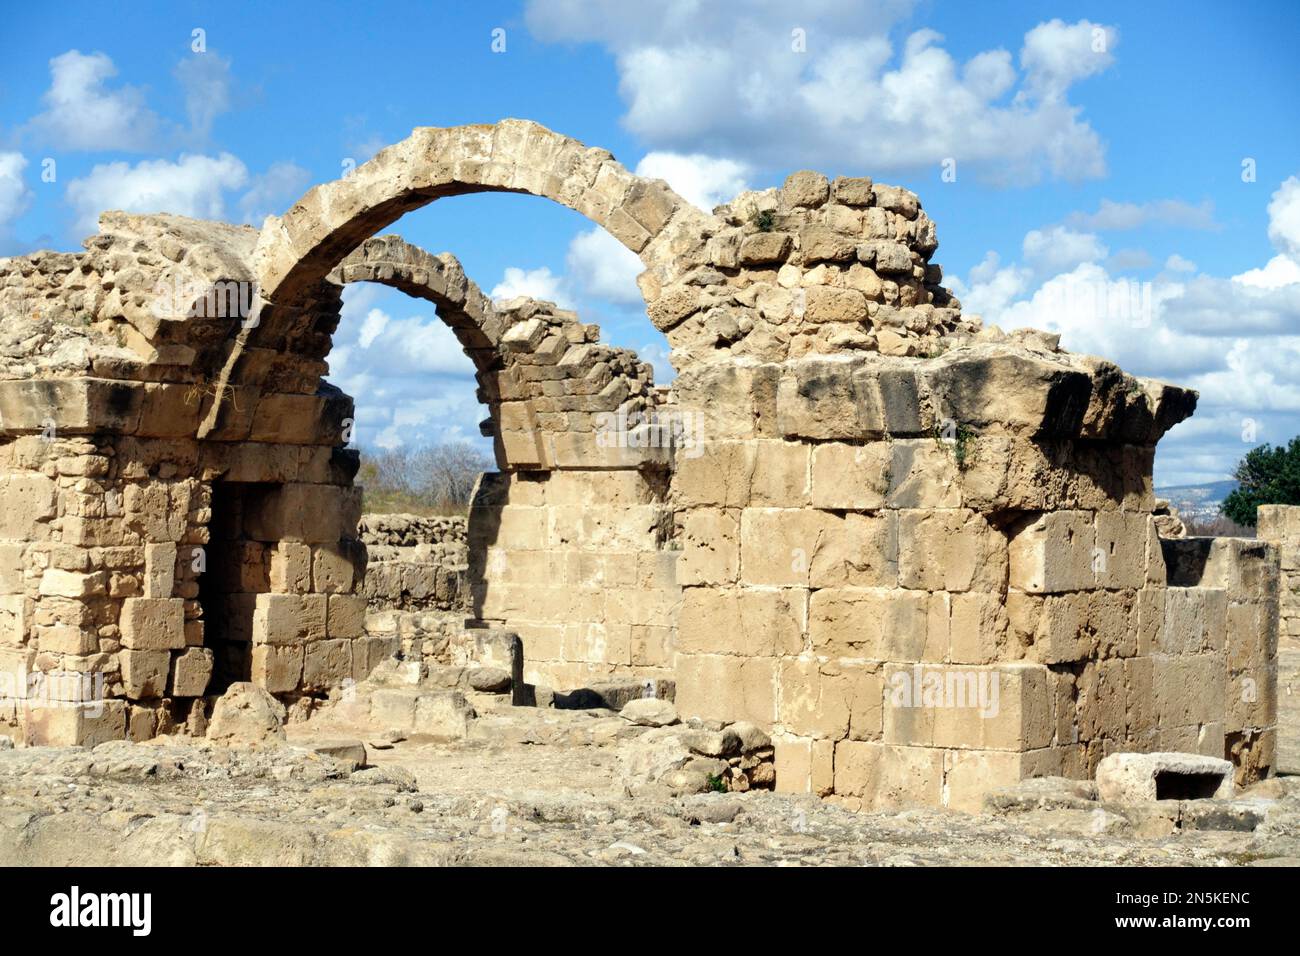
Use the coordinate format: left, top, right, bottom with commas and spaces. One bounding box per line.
1155, 479, 1239, 518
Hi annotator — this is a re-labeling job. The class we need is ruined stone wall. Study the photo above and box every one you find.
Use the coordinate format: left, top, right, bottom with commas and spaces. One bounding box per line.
358, 513, 468, 612
0, 120, 1279, 814
1162, 536, 1279, 784
467, 470, 679, 691
1257, 505, 1300, 773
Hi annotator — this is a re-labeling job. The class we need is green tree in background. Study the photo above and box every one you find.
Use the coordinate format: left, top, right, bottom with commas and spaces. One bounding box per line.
1221, 436, 1300, 527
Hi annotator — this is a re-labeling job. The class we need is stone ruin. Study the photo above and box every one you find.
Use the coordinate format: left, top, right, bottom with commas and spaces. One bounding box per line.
0, 119, 1290, 812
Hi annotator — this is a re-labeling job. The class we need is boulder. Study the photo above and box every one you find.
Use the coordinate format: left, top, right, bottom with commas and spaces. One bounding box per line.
620, 698, 679, 727
207, 682, 286, 746
1096, 752, 1233, 803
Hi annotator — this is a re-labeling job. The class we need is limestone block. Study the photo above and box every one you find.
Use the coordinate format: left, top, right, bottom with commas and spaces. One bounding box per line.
678, 586, 803, 657
883, 440, 961, 509
269, 541, 312, 593
312, 542, 358, 593
243, 483, 362, 543
806, 512, 898, 589
948, 591, 1008, 665
25, 699, 126, 747
121, 649, 171, 698
749, 440, 810, 505
0, 594, 26, 646
677, 509, 739, 586
675, 653, 777, 725
833, 740, 944, 808
783, 170, 830, 207
1095, 751, 1233, 802
773, 736, 835, 796
809, 587, 936, 661
170, 647, 214, 697
252, 593, 327, 646
673, 442, 755, 507
35, 625, 96, 656
882, 662, 1053, 751
1160, 587, 1229, 656
1091, 511, 1148, 589
778, 658, 882, 740
302, 639, 353, 691
119, 597, 186, 650
739, 508, 823, 587
944, 748, 1064, 813
327, 594, 367, 640
810, 442, 889, 510
413, 690, 475, 740
0, 544, 23, 594
1007, 511, 1095, 593
739, 232, 793, 265
251, 643, 304, 693
831, 176, 874, 206
143, 542, 177, 598
898, 509, 1006, 592
38, 569, 105, 598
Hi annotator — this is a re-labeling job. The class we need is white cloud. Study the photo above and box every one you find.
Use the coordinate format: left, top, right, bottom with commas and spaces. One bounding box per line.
566, 228, 643, 305
357, 307, 390, 348
1066, 198, 1218, 231
238, 160, 311, 225
174, 52, 233, 142
1020, 19, 1116, 98
330, 287, 486, 452
526, 4, 1116, 182
25, 50, 162, 151
634, 152, 751, 210
952, 177, 1300, 484
1022, 225, 1107, 273
0, 153, 33, 233
65, 153, 249, 235
1266, 175, 1300, 261
489, 266, 572, 307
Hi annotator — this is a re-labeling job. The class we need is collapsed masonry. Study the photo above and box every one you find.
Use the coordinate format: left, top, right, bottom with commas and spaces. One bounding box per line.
0, 120, 1287, 811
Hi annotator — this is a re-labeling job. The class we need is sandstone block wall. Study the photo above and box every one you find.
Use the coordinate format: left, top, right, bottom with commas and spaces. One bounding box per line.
467, 470, 679, 691
1258, 505, 1300, 773
0, 120, 1282, 813
358, 513, 468, 612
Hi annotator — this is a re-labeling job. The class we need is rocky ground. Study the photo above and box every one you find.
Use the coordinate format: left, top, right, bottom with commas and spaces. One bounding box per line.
0, 689, 1297, 866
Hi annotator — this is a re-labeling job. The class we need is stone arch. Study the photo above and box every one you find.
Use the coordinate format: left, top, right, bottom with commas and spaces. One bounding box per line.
330, 234, 664, 472
198, 119, 715, 438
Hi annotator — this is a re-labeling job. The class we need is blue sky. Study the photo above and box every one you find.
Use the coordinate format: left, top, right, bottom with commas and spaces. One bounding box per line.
1, 0, 1297, 485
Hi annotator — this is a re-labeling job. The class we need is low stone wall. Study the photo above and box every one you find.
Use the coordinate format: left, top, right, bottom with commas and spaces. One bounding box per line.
1161, 536, 1279, 784
358, 513, 468, 612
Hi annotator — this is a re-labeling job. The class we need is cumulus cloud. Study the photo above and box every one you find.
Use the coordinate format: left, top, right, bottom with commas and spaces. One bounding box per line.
526, 3, 1116, 181
65, 153, 249, 235
25, 50, 162, 151
950, 175, 1300, 484
0, 153, 33, 233
1066, 198, 1218, 231
174, 52, 233, 142
24, 49, 236, 152
566, 228, 643, 305
1266, 175, 1300, 261
635, 151, 751, 209
1022, 225, 1108, 274
328, 287, 486, 451
489, 266, 572, 307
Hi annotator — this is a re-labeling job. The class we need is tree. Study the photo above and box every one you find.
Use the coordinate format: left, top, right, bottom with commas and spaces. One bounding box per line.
1221, 436, 1300, 527
355, 441, 494, 515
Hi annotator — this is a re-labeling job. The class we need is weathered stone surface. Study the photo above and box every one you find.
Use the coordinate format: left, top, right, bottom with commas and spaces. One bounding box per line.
208, 682, 287, 745
1095, 752, 1234, 803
